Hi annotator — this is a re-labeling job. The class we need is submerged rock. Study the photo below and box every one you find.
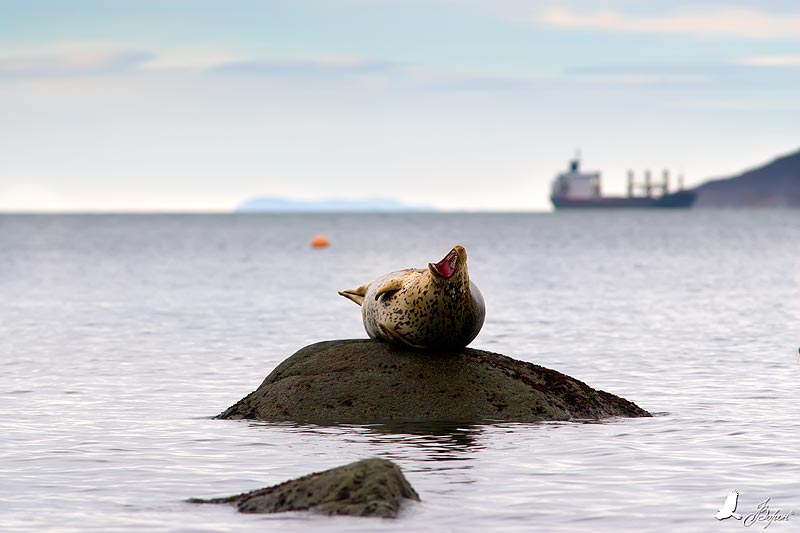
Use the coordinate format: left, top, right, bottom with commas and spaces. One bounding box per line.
188, 458, 419, 518
217, 339, 650, 423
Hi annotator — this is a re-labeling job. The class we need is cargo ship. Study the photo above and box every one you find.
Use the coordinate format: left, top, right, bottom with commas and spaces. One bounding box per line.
550, 156, 696, 209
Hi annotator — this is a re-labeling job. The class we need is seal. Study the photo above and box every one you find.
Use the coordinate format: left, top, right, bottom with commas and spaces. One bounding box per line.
338, 245, 485, 349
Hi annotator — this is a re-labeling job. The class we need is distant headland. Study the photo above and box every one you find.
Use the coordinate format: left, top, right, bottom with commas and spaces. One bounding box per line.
236, 196, 436, 213
693, 148, 800, 207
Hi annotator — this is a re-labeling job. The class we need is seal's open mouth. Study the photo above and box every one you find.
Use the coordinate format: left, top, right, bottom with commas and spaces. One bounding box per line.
430, 249, 458, 279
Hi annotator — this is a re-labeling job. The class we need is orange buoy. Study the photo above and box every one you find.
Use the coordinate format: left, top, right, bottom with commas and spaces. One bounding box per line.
311, 235, 330, 248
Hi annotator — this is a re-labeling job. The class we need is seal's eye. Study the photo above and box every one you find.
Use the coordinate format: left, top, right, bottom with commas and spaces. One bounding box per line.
431, 249, 458, 279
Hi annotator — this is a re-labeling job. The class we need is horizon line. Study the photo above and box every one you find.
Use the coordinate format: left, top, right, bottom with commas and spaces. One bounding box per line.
0, 208, 553, 215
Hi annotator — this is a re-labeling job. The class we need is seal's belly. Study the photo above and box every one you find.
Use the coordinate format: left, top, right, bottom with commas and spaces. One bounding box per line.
361, 270, 485, 349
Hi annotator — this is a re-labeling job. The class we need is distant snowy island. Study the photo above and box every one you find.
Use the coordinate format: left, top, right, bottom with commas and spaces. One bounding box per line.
236, 196, 436, 213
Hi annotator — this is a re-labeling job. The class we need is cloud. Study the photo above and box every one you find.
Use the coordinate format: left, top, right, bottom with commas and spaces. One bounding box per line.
567, 63, 714, 84
0, 42, 261, 79
0, 43, 155, 78
139, 46, 248, 71
214, 56, 541, 92
734, 55, 800, 66
537, 6, 800, 39
0, 43, 408, 86
422, 75, 536, 92
568, 68, 710, 86
568, 61, 800, 89
210, 56, 401, 77
570, 60, 800, 76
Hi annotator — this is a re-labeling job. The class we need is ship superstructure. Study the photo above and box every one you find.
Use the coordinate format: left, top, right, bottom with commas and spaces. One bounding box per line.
550, 156, 695, 209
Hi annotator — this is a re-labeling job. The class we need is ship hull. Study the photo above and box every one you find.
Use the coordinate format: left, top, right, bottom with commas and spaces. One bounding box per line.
551, 190, 696, 209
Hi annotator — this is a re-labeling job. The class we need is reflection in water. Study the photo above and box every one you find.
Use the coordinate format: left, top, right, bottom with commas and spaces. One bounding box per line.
366, 420, 481, 443
245, 420, 484, 462
362, 421, 484, 465
242, 420, 485, 487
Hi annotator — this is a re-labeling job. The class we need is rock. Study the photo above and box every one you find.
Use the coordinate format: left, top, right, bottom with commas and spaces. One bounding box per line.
188, 458, 419, 518
217, 339, 650, 423
692, 148, 800, 207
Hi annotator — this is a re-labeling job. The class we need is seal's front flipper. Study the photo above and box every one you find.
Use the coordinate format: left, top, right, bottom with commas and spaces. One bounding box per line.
338, 283, 370, 306
378, 322, 425, 349
374, 278, 404, 301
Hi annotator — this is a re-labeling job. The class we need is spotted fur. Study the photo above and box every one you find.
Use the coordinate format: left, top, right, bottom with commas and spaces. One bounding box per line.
339, 245, 485, 349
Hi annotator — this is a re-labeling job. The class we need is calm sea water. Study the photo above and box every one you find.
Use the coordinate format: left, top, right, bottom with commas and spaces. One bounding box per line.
2, 212, 799, 532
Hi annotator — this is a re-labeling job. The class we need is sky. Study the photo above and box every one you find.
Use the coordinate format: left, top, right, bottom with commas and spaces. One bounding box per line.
1, 0, 799, 212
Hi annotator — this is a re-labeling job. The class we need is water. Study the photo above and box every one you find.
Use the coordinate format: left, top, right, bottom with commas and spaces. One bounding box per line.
1, 211, 799, 532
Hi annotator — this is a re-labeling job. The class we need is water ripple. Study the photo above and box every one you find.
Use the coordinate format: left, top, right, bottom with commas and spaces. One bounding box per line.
1, 212, 800, 532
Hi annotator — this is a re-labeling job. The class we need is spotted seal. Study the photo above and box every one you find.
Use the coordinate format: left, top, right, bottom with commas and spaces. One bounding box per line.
338, 245, 485, 349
